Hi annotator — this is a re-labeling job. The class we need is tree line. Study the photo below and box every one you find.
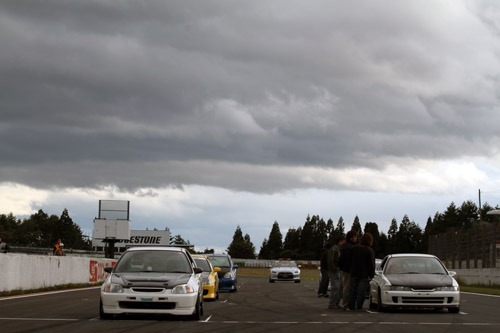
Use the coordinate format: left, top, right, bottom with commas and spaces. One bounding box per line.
0, 209, 90, 249
227, 200, 500, 260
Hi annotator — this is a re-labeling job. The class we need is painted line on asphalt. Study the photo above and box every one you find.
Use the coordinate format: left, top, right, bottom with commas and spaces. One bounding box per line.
201, 321, 500, 326
201, 315, 212, 322
462, 292, 500, 298
0, 287, 101, 301
0, 318, 79, 321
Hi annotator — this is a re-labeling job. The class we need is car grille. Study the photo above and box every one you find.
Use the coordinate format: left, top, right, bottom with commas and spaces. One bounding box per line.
400, 297, 445, 304
277, 272, 293, 279
130, 288, 165, 293
119, 301, 176, 309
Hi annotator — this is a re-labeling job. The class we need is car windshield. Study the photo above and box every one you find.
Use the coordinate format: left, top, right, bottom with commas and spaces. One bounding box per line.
113, 250, 192, 273
384, 257, 447, 275
208, 256, 230, 268
194, 258, 211, 271
273, 261, 297, 268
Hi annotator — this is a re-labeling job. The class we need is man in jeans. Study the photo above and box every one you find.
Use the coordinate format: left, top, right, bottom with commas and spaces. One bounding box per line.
327, 234, 346, 309
318, 242, 332, 297
339, 230, 358, 309
347, 233, 375, 311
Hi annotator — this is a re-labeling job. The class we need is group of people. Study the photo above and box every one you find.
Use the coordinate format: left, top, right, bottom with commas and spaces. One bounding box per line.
318, 230, 376, 311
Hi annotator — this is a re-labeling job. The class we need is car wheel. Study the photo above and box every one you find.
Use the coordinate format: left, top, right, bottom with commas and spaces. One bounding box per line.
269, 279, 275, 283
448, 307, 460, 313
295, 280, 300, 283
369, 294, 377, 310
189, 298, 202, 320
216, 286, 220, 300
99, 299, 113, 320
377, 290, 385, 312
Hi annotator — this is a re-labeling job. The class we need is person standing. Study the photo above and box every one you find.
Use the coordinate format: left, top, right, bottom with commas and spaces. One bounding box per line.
339, 230, 358, 309
53, 238, 64, 256
0, 235, 10, 253
347, 233, 375, 311
327, 234, 346, 309
318, 242, 332, 297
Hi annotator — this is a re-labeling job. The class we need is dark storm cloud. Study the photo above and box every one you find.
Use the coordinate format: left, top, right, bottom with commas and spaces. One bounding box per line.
1, 0, 500, 192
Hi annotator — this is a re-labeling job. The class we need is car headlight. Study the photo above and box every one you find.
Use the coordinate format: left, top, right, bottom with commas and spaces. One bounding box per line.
224, 272, 234, 279
172, 284, 195, 294
271, 270, 277, 274
390, 286, 411, 291
435, 286, 459, 291
294, 270, 300, 274
103, 283, 124, 293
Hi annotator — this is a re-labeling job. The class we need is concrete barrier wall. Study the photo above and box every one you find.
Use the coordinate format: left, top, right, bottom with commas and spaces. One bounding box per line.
0, 253, 116, 292
454, 269, 500, 286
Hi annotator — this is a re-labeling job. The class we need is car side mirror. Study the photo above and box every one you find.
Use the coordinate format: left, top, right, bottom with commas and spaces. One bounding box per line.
375, 270, 382, 276
194, 267, 203, 274
448, 271, 456, 277
104, 266, 113, 274
233, 265, 239, 269
214, 267, 221, 273
298, 265, 302, 268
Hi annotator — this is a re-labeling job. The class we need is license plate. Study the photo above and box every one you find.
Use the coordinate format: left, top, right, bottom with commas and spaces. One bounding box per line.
141, 297, 153, 302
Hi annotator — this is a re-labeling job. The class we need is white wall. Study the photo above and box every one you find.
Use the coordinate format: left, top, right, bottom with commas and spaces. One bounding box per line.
454, 269, 500, 286
0, 253, 116, 292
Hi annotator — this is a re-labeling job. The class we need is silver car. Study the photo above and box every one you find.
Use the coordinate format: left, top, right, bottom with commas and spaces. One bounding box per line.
269, 260, 301, 283
369, 253, 460, 313
100, 246, 204, 320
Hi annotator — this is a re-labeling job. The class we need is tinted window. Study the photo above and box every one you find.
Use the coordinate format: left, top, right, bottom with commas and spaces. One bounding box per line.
114, 250, 191, 273
384, 257, 447, 275
194, 258, 211, 271
208, 256, 231, 268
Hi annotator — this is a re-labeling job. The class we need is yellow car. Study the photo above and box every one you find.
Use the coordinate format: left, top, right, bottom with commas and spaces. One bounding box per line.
192, 254, 221, 300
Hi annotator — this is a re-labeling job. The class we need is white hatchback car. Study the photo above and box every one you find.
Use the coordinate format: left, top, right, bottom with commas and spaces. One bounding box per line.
369, 253, 460, 313
100, 247, 204, 320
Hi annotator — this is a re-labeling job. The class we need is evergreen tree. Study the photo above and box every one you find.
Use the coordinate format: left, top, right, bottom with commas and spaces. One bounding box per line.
458, 200, 478, 229
227, 226, 255, 259
387, 218, 398, 254
299, 216, 316, 259
351, 215, 362, 237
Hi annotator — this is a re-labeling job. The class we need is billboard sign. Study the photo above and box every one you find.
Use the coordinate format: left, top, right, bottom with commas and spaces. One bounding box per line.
92, 229, 171, 247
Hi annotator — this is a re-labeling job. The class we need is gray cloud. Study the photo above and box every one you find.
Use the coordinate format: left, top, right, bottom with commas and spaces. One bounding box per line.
1, 0, 500, 193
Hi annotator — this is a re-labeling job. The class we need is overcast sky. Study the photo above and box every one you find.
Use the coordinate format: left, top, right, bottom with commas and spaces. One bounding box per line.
2, 0, 500, 252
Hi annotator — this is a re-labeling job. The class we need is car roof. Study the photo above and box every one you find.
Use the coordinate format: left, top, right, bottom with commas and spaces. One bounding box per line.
207, 253, 230, 257
125, 246, 186, 252
192, 254, 209, 259
387, 253, 436, 258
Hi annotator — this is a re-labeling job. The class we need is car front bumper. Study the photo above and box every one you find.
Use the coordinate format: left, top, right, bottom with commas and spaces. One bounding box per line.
101, 290, 198, 316
380, 290, 460, 308
219, 277, 237, 290
203, 283, 217, 299
269, 272, 300, 281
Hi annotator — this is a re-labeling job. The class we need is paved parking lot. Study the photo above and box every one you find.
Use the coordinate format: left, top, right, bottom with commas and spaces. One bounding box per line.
1, 275, 500, 332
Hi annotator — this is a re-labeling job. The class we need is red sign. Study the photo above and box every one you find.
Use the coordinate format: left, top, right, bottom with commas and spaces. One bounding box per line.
89, 260, 116, 282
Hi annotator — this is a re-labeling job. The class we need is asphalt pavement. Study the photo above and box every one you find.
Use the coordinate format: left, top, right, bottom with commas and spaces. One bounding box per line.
1, 275, 500, 332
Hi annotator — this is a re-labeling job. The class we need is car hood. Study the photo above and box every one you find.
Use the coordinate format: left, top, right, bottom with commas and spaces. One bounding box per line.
386, 274, 454, 288
216, 267, 232, 278
111, 272, 191, 288
271, 267, 298, 272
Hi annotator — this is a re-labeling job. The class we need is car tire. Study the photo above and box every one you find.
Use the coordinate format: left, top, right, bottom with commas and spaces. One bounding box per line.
216, 286, 220, 300
190, 297, 202, 321
295, 280, 300, 283
269, 279, 275, 283
99, 299, 113, 320
448, 307, 460, 313
377, 290, 385, 312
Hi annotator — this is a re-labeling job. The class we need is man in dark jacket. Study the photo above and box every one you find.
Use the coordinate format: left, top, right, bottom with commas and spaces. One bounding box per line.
347, 232, 375, 311
339, 230, 358, 308
318, 242, 332, 297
